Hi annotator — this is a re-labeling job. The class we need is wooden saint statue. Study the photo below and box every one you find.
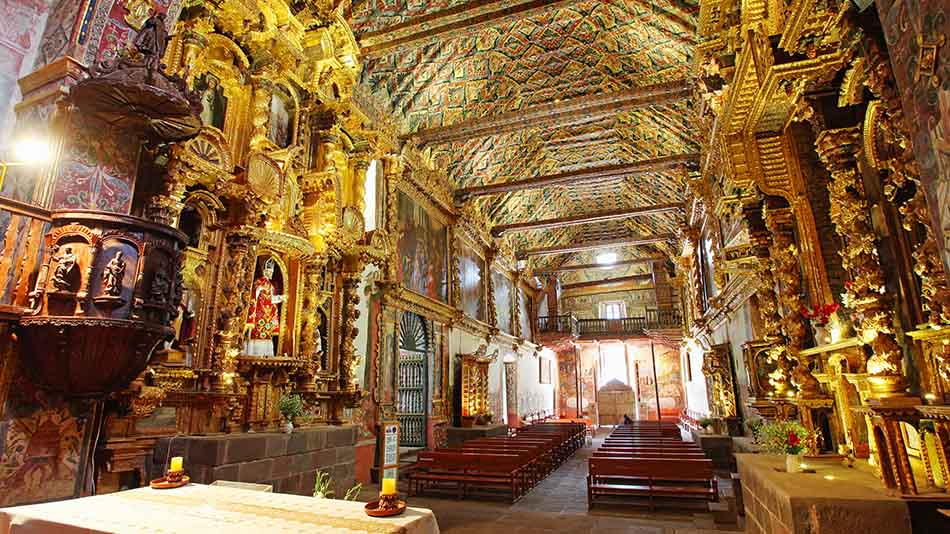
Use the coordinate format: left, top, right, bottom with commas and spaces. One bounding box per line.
133, 12, 167, 83
101, 251, 126, 297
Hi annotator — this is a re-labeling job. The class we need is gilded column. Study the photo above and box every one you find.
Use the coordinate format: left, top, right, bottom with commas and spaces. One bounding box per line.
765, 205, 821, 397
338, 267, 362, 393
212, 228, 258, 392
815, 127, 907, 399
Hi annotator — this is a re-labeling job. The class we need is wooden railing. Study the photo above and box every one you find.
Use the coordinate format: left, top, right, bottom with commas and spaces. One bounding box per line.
537, 310, 682, 339
536, 314, 579, 337
0, 196, 50, 306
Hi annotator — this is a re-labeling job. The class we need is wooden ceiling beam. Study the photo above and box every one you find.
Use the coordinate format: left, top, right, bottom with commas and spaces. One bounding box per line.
456, 154, 697, 201
491, 203, 683, 237
533, 256, 667, 275
408, 80, 692, 146
562, 274, 654, 291
518, 235, 673, 259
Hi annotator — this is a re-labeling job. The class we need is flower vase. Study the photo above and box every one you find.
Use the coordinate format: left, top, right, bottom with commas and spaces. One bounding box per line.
812, 323, 831, 346
786, 454, 802, 473
283, 420, 294, 434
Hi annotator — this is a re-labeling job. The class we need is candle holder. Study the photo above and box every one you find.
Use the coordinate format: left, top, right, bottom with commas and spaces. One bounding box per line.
364, 492, 406, 517
149, 469, 190, 489
379, 493, 399, 510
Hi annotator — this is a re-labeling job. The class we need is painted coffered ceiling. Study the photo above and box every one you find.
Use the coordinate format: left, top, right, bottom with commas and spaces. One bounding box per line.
351, 0, 699, 278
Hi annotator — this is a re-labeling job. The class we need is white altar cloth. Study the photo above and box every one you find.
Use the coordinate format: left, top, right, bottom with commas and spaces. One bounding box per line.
0, 483, 440, 534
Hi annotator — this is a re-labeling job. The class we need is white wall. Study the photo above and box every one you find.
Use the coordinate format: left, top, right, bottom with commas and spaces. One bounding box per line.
516, 348, 556, 418
447, 327, 554, 424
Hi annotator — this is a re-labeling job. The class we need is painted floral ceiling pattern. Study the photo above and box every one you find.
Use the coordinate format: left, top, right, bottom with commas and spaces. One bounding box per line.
352, 0, 698, 274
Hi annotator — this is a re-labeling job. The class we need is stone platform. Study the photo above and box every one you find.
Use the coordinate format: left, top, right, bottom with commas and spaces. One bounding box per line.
154, 425, 357, 497
736, 453, 911, 534
690, 430, 734, 470
446, 424, 508, 447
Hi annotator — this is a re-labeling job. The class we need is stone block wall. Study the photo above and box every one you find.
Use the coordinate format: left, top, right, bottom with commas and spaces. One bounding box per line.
153, 425, 357, 497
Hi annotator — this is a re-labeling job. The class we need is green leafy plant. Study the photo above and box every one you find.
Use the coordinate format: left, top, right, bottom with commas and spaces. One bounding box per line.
313, 471, 362, 501
698, 417, 714, 429
343, 483, 362, 501
278, 394, 304, 422
313, 470, 334, 499
755, 420, 810, 455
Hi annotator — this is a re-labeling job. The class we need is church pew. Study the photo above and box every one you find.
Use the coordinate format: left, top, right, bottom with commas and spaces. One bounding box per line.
438, 446, 546, 484
409, 451, 528, 503
587, 457, 718, 511
591, 450, 707, 459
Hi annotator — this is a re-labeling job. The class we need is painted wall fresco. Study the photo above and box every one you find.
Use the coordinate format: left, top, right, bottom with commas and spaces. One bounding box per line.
396, 191, 448, 302
876, 0, 950, 279
492, 268, 513, 334
627, 340, 685, 421
458, 243, 485, 322
49, 118, 139, 214
0, 0, 49, 154
557, 351, 579, 418
0, 357, 89, 506
577, 343, 599, 418
81, 0, 178, 66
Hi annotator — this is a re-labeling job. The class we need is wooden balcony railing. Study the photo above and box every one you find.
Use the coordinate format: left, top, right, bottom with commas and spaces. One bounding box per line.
536, 314, 579, 337
536, 310, 682, 339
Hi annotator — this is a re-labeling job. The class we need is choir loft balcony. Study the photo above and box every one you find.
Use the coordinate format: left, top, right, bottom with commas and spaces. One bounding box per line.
536, 310, 682, 342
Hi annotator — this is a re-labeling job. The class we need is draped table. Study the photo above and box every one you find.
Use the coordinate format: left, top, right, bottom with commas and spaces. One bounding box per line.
0, 483, 440, 534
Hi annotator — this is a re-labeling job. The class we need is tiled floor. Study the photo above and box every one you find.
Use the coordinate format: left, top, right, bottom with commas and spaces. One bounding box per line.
365, 433, 745, 534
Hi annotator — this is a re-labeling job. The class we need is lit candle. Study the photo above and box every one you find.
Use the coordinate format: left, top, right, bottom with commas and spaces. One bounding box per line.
381, 478, 397, 496
170, 456, 184, 473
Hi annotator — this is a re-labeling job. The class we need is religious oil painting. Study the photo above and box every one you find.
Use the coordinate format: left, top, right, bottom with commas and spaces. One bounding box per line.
492, 269, 513, 334
195, 73, 227, 130
518, 287, 531, 339
267, 87, 295, 148
397, 191, 448, 302
459, 243, 486, 322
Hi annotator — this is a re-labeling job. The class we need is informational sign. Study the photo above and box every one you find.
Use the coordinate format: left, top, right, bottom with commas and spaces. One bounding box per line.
379, 421, 400, 478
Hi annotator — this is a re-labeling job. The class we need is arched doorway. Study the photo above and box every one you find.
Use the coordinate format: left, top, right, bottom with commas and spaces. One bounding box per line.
398, 313, 429, 447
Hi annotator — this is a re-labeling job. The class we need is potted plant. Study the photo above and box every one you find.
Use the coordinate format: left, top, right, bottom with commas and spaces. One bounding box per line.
755, 420, 810, 472
278, 393, 304, 433
698, 417, 714, 433
460, 414, 476, 428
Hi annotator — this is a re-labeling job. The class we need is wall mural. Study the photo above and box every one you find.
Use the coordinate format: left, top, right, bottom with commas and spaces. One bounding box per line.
492, 269, 513, 334
397, 192, 448, 302
459, 244, 485, 322
558, 353, 578, 418
50, 118, 139, 213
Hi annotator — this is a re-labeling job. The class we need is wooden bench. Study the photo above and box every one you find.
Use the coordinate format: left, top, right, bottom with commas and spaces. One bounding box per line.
409, 451, 527, 503
587, 457, 718, 510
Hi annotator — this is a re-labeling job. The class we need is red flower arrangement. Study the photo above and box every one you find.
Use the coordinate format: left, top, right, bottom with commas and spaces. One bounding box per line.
800, 303, 840, 325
